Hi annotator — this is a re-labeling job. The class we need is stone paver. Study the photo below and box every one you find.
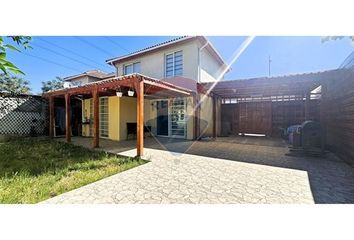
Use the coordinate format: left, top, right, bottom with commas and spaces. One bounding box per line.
44, 136, 354, 204
44, 148, 315, 204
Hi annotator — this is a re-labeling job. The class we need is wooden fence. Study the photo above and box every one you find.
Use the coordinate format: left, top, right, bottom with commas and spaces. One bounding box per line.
221, 99, 320, 136
0, 94, 48, 136
322, 69, 354, 164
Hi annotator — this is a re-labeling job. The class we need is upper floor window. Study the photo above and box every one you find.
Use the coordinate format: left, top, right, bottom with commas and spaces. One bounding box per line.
165, 51, 183, 77
124, 62, 141, 75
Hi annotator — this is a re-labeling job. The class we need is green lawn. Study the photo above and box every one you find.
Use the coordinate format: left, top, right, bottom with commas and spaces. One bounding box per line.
0, 137, 146, 204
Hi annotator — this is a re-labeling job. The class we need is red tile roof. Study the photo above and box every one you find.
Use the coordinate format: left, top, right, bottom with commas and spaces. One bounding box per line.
64, 70, 114, 81
106, 36, 226, 67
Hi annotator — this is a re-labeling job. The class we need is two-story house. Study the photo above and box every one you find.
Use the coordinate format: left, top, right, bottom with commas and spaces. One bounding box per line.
59, 36, 227, 142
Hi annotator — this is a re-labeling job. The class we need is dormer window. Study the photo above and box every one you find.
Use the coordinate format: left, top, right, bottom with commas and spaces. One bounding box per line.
124, 62, 141, 75
165, 51, 183, 77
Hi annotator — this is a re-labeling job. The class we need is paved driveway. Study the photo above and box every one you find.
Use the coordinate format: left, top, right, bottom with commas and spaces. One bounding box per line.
44, 137, 354, 204
44, 148, 316, 204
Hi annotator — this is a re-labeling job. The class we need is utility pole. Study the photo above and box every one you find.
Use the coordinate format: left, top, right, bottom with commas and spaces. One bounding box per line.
268, 55, 272, 77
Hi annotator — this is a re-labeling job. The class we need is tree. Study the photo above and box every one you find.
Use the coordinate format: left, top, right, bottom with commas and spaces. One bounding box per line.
0, 36, 32, 75
41, 77, 64, 93
0, 73, 31, 95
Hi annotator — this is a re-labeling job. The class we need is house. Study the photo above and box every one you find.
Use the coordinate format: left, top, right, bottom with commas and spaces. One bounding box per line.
46, 36, 228, 152
44, 36, 354, 161
63, 70, 114, 87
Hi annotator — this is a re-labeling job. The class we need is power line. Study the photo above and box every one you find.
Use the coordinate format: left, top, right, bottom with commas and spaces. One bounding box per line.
37, 37, 112, 71
21, 51, 81, 72
74, 37, 114, 57
103, 36, 129, 52
31, 42, 107, 71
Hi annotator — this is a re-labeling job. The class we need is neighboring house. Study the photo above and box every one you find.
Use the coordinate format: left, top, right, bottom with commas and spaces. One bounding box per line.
64, 70, 114, 87
59, 36, 227, 141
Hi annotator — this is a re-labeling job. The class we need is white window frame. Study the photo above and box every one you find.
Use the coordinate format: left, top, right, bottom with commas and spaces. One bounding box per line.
99, 97, 109, 138
164, 50, 183, 78
169, 98, 186, 138
123, 62, 141, 75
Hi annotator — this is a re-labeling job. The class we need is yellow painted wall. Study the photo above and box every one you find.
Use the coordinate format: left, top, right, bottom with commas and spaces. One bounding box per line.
145, 99, 157, 135
119, 97, 137, 140
108, 97, 120, 140
199, 94, 214, 137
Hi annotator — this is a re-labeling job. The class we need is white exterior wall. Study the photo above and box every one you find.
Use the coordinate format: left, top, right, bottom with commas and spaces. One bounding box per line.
199, 48, 224, 83
68, 76, 100, 87
114, 41, 200, 81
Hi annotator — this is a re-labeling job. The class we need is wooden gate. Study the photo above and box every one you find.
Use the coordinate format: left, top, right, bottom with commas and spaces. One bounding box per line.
238, 102, 272, 135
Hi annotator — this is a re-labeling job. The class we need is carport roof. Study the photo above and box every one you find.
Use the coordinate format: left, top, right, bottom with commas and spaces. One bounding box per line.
206, 68, 351, 98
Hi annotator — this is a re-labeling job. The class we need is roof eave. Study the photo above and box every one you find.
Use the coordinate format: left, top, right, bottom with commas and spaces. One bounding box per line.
105, 36, 196, 65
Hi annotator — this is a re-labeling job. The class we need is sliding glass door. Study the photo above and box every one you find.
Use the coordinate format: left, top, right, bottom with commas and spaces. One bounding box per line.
156, 98, 186, 138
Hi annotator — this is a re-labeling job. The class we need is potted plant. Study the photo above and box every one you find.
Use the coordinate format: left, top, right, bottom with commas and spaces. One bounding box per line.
116, 86, 123, 97
128, 89, 135, 97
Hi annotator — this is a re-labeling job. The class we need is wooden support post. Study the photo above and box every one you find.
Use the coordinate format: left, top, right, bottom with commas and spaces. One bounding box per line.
93, 88, 99, 148
136, 79, 144, 157
320, 82, 328, 152
212, 95, 217, 139
49, 96, 54, 138
305, 92, 310, 120
65, 93, 71, 143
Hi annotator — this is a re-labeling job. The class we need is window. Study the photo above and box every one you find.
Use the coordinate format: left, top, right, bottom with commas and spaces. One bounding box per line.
169, 98, 186, 137
124, 62, 141, 75
99, 97, 109, 138
165, 51, 183, 77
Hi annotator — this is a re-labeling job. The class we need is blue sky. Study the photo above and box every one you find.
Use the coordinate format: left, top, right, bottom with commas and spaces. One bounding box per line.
5, 36, 354, 94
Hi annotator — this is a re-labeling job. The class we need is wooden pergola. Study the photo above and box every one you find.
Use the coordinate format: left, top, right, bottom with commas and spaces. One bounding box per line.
43, 74, 193, 157
206, 71, 325, 121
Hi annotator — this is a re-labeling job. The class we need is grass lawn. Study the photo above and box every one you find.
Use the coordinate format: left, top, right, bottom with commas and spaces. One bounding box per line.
0, 137, 146, 204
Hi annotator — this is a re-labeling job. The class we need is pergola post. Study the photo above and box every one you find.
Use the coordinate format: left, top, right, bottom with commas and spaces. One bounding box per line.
135, 78, 144, 157
49, 96, 54, 138
320, 81, 328, 152
93, 88, 99, 148
305, 91, 311, 120
212, 95, 217, 139
65, 93, 71, 143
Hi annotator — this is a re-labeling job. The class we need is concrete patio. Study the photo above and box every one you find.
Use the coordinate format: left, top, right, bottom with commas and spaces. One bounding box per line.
44, 136, 354, 203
